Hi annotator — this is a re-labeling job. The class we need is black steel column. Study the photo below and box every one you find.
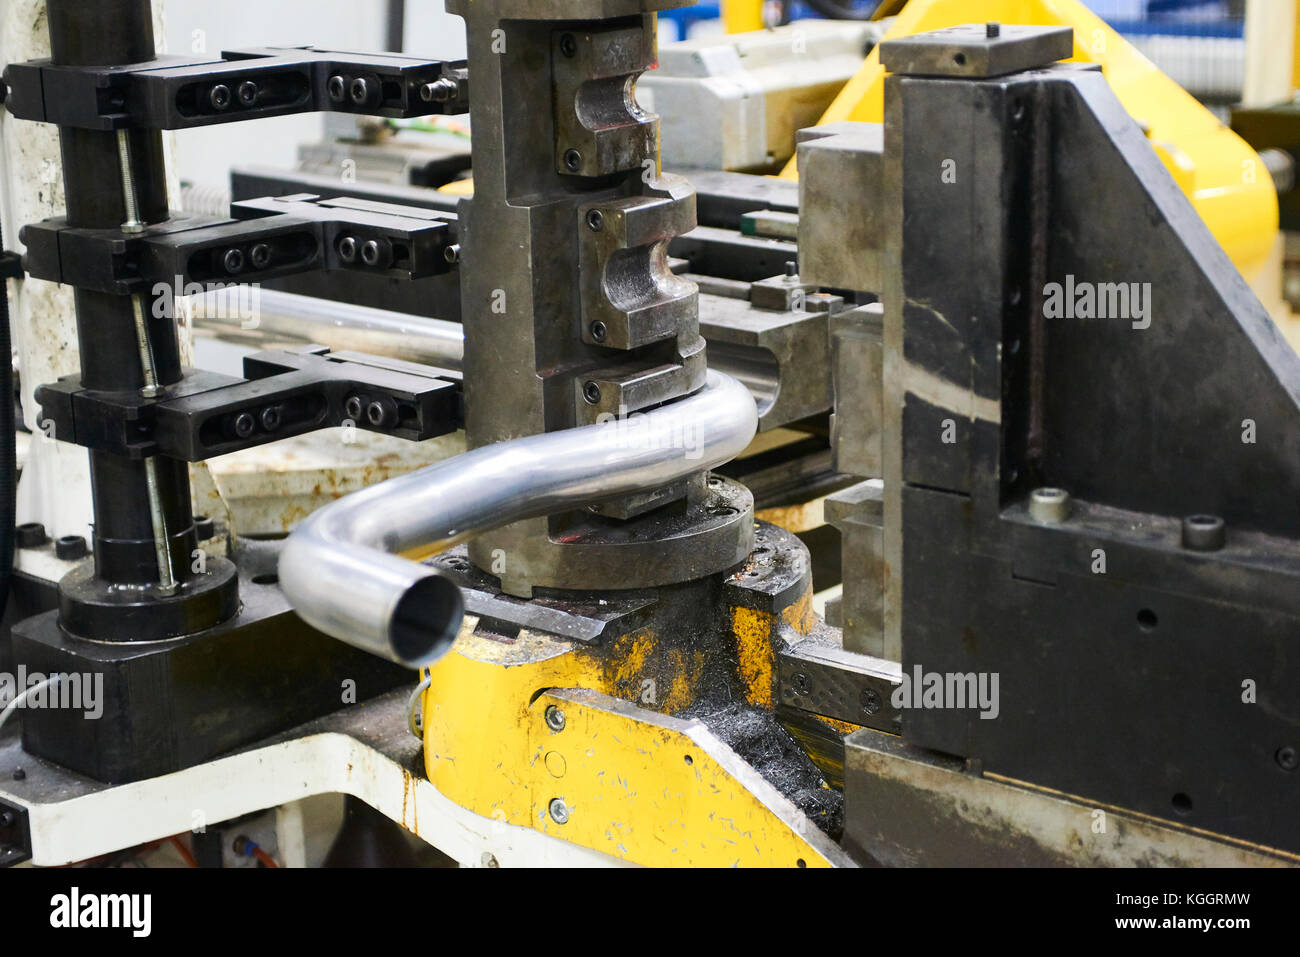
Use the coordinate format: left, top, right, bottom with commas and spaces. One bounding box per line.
46, 0, 238, 639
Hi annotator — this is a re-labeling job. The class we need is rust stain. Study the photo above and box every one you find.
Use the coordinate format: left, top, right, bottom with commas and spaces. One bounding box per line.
780, 590, 816, 636
755, 499, 825, 534
731, 607, 776, 708
401, 768, 412, 828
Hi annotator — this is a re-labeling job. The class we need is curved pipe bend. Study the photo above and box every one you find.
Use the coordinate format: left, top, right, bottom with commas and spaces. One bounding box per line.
279, 370, 758, 667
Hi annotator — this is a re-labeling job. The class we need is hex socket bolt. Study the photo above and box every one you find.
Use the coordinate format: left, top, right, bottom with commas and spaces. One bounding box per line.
338, 236, 358, 263
232, 412, 256, 439
366, 397, 397, 428
361, 239, 392, 268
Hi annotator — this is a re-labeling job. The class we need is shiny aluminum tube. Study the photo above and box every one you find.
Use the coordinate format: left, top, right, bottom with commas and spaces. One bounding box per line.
190, 290, 779, 402
279, 370, 758, 667
189, 288, 464, 370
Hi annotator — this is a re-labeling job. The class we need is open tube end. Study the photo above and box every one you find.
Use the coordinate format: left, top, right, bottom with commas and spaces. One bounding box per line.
388, 572, 465, 668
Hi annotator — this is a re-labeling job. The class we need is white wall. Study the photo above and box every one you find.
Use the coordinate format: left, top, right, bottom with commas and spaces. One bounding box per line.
161, 0, 467, 193
405, 1, 467, 60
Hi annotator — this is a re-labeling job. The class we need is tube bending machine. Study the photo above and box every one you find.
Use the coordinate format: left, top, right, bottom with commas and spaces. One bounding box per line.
0, 0, 1296, 868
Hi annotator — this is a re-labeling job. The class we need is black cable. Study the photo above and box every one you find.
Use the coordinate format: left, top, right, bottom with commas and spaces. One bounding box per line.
0, 229, 17, 619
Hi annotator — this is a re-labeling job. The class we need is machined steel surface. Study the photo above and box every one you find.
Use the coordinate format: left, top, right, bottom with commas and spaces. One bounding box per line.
842, 729, 1297, 867
699, 290, 835, 431
448, 0, 727, 596
869, 25, 1300, 851
280, 370, 758, 667
876, 23, 1073, 79
797, 123, 884, 296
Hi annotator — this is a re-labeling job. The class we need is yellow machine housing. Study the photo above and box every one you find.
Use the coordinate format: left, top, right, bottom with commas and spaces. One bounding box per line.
765, 0, 1278, 280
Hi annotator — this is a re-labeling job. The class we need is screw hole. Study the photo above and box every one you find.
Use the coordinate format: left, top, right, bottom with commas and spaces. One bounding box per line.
1137, 608, 1158, 631
953, 52, 967, 66
252, 573, 279, 586
1171, 792, 1193, 815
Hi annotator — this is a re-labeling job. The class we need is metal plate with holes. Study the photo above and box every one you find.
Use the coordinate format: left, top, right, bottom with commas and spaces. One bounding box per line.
778, 639, 901, 734
879, 24, 1073, 78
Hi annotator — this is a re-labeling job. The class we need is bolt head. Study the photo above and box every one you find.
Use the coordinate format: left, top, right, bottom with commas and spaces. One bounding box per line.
563, 149, 583, 172
233, 412, 255, 438
1028, 487, 1071, 524
585, 209, 604, 231
209, 84, 231, 110
338, 236, 358, 263
250, 243, 271, 269
860, 688, 882, 715
327, 75, 346, 102
55, 535, 88, 561
366, 399, 394, 428
344, 395, 363, 421
544, 705, 566, 732
548, 798, 569, 824
349, 77, 370, 104
237, 81, 258, 105
15, 522, 48, 549
582, 381, 601, 405
590, 321, 607, 343
223, 248, 245, 274
1181, 514, 1226, 552
421, 78, 457, 103
1277, 746, 1299, 771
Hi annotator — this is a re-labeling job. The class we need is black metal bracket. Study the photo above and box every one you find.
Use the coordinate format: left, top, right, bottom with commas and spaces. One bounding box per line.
36, 345, 462, 461
20, 193, 458, 294
3, 46, 468, 130
0, 798, 31, 867
0, 250, 22, 280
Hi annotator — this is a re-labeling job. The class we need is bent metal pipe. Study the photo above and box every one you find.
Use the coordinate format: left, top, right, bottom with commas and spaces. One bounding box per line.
279, 370, 758, 666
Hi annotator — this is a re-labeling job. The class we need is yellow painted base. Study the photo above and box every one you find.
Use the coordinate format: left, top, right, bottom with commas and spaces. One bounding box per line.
421, 577, 851, 866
